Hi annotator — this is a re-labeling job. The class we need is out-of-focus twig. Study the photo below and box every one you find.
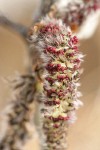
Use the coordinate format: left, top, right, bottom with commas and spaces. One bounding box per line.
40, 0, 57, 17
0, 14, 28, 39
0, 0, 57, 41
0, 74, 37, 150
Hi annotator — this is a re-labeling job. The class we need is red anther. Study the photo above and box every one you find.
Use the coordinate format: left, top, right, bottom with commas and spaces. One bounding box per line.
92, 4, 99, 11
56, 50, 64, 55
46, 46, 56, 53
52, 117, 59, 122
57, 64, 66, 72
41, 23, 60, 34
48, 115, 69, 122
48, 28, 52, 32
68, 53, 74, 57
58, 92, 64, 97
46, 63, 65, 73
48, 116, 59, 122
74, 59, 80, 63
73, 46, 78, 51
46, 63, 64, 72
53, 100, 60, 105
65, 75, 69, 80
59, 50, 64, 55
57, 75, 65, 81
44, 100, 60, 106
71, 36, 78, 45
53, 124, 59, 128
57, 64, 61, 68
58, 115, 69, 121
48, 63, 54, 67
60, 66, 65, 72
45, 77, 54, 84
46, 89, 56, 97
46, 63, 54, 71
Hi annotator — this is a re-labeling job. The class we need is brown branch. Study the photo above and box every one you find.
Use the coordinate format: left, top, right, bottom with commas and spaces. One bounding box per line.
40, 0, 57, 17
0, 14, 28, 39
0, 74, 37, 150
0, 1, 56, 40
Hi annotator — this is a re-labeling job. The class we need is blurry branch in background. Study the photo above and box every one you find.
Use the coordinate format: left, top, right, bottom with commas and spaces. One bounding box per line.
0, 0, 58, 69
0, 14, 28, 40
0, 74, 37, 150
40, 0, 57, 17
0, 0, 56, 42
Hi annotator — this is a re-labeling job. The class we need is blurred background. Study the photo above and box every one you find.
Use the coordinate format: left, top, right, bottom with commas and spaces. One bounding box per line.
0, 0, 100, 150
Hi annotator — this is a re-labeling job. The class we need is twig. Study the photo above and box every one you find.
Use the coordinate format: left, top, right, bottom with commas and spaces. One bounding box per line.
0, 74, 37, 150
0, 14, 28, 39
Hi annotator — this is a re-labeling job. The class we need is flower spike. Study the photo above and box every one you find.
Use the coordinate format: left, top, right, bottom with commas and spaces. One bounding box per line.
29, 17, 84, 150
